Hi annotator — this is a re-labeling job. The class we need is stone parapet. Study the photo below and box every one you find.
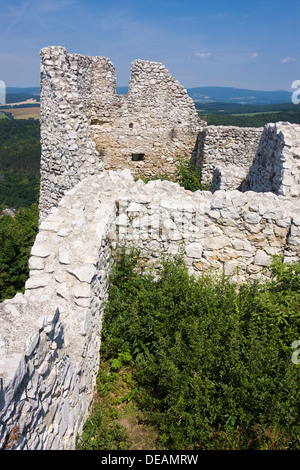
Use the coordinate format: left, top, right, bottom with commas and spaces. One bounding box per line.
1, 170, 299, 449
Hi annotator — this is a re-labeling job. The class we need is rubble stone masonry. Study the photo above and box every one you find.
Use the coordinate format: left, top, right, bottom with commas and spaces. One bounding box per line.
0, 46, 299, 449
39, 46, 205, 218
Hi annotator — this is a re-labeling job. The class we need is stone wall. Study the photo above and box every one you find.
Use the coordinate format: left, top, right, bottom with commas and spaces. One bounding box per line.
0, 172, 119, 449
91, 59, 204, 178
39, 46, 204, 219
1, 45, 300, 450
192, 125, 263, 190
1, 170, 299, 449
241, 122, 300, 198
113, 173, 299, 282
39, 46, 103, 219
39, 47, 300, 219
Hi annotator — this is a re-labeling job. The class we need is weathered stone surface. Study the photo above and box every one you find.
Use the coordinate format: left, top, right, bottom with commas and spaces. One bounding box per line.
254, 249, 272, 266
242, 122, 300, 198
73, 284, 91, 299
193, 126, 263, 190
39, 46, 204, 218
58, 247, 70, 265
185, 242, 203, 258
31, 246, 51, 258
1, 44, 300, 452
25, 275, 52, 290
67, 265, 96, 283
1, 169, 299, 451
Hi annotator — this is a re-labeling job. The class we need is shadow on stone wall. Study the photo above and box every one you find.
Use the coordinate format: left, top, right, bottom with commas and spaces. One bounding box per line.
241, 125, 285, 194
210, 168, 221, 192
191, 128, 206, 170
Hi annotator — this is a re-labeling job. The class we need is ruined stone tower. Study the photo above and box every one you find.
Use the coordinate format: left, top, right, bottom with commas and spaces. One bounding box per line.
39, 46, 204, 218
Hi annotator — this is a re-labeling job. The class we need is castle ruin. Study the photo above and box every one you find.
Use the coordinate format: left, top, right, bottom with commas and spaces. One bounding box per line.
39, 46, 204, 217
0, 46, 299, 450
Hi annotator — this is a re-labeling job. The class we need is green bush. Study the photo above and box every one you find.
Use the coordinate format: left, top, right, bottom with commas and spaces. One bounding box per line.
91, 249, 300, 450
175, 156, 206, 191
136, 157, 207, 192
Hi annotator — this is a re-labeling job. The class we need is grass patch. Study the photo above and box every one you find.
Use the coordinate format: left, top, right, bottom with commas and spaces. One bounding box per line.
76, 353, 159, 450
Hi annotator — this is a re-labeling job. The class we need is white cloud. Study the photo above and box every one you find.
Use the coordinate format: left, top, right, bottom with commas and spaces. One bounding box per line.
194, 51, 211, 59
251, 52, 258, 59
281, 56, 296, 63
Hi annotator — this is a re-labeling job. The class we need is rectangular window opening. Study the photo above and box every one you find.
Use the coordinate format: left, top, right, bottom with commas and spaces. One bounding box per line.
131, 153, 145, 162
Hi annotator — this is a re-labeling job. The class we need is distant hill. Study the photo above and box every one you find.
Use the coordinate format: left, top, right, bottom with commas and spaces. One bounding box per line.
186, 86, 292, 105
6, 87, 40, 95
117, 86, 292, 105
4, 85, 293, 106
5, 87, 40, 104
116, 85, 292, 105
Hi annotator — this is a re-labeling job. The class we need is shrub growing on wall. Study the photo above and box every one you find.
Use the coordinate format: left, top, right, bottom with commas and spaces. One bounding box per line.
175, 156, 206, 192
136, 157, 207, 192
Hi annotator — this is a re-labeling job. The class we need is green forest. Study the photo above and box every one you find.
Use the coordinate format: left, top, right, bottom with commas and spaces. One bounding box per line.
196, 102, 300, 127
0, 204, 39, 301
0, 119, 40, 210
0, 119, 40, 301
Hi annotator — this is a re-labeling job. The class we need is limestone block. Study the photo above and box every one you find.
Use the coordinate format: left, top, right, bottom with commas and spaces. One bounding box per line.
73, 284, 91, 298
56, 283, 70, 301
254, 249, 271, 266
205, 236, 230, 250
224, 260, 239, 276
58, 247, 70, 265
25, 275, 52, 290
244, 213, 261, 224
31, 246, 51, 258
185, 242, 203, 258
67, 264, 96, 283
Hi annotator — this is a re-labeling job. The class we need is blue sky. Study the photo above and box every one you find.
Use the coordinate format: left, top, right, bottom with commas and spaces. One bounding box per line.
0, 0, 299, 91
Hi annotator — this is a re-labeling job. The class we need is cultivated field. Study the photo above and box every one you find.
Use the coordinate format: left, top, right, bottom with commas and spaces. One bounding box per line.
1, 106, 40, 120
